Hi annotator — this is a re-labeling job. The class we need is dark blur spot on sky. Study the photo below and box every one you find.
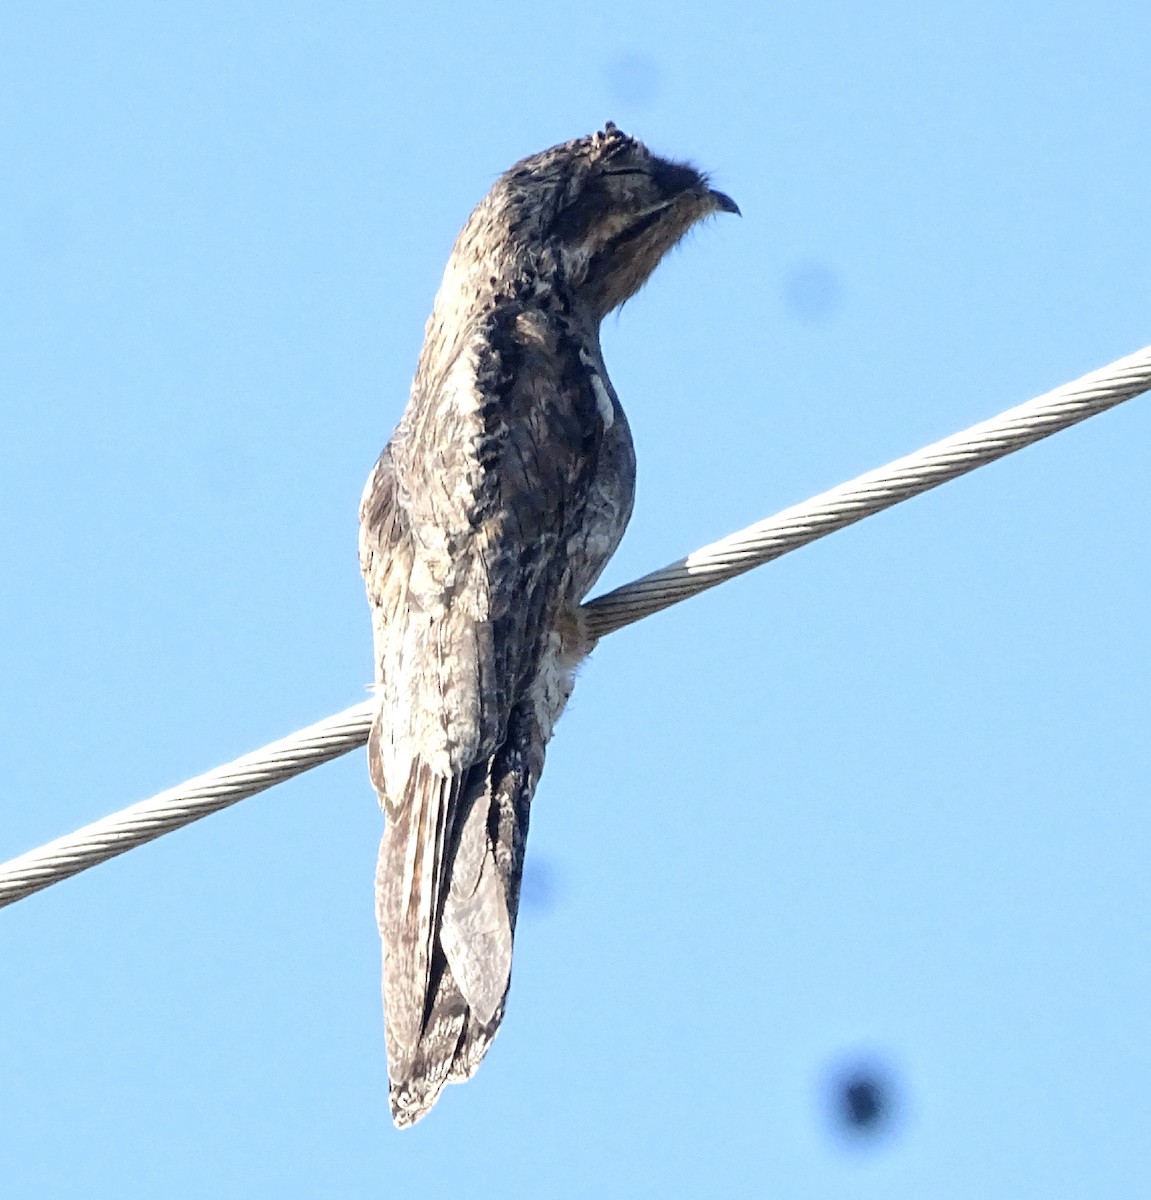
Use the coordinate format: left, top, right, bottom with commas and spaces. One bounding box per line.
821, 1053, 903, 1148
783, 260, 842, 322
520, 856, 559, 915
604, 52, 661, 110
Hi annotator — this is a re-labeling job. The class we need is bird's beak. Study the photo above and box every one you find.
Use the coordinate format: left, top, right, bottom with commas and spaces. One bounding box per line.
708, 189, 741, 216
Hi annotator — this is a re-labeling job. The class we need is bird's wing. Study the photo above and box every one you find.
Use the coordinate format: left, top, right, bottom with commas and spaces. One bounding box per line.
359, 302, 605, 1123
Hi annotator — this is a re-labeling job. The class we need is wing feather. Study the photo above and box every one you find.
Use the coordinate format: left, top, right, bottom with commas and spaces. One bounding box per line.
375, 765, 453, 1075
360, 298, 630, 1126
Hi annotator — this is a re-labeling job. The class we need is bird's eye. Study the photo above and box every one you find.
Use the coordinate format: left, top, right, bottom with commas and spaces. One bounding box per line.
603, 168, 648, 179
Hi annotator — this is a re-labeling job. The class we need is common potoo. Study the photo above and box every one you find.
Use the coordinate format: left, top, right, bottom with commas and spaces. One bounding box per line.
359, 123, 737, 1128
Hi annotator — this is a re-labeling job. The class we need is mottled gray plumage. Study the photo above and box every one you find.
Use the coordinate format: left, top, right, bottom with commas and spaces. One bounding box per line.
359, 124, 737, 1128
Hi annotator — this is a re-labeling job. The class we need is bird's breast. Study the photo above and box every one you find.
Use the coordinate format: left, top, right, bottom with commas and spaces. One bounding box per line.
565, 391, 636, 603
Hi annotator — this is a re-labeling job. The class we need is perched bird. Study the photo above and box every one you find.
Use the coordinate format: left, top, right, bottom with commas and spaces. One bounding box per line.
359, 123, 737, 1128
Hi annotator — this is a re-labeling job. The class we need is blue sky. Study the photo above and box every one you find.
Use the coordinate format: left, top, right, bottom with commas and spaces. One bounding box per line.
3, 2, 1150, 1195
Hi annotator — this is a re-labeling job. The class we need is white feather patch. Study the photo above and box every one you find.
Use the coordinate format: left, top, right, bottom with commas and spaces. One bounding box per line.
579, 345, 615, 429
590, 373, 615, 428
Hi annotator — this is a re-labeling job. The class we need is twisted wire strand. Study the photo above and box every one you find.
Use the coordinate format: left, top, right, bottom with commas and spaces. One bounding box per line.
2, 343, 1149, 909
584, 344, 1151, 638
0, 701, 376, 908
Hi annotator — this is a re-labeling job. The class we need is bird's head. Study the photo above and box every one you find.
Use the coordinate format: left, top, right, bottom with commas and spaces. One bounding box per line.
448, 124, 738, 320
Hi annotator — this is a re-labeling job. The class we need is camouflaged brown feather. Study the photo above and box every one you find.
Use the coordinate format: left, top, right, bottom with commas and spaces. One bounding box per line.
359, 124, 737, 1128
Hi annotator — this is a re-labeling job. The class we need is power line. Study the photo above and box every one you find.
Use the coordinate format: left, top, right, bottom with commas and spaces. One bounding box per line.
584, 344, 1151, 637
2, 342, 1149, 909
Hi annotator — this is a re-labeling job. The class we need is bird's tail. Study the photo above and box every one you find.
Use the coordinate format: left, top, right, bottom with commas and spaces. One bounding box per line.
381, 705, 542, 1128
384, 945, 507, 1128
